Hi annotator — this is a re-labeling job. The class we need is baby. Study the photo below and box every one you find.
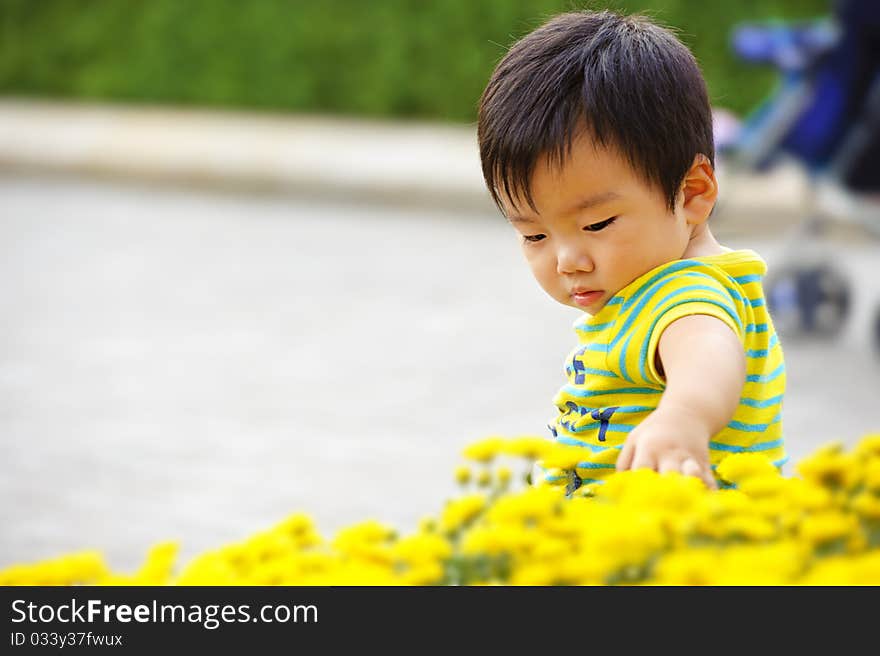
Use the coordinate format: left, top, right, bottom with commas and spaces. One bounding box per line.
477, 10, 787, 492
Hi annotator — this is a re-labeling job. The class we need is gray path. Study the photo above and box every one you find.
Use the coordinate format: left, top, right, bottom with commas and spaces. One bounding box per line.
2, 174, 879, 572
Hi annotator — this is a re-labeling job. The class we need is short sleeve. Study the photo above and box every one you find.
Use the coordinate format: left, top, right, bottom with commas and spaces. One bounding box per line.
641, 271, 745, 385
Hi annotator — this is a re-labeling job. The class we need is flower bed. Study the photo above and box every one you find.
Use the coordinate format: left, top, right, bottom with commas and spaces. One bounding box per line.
3, 435, 880, 585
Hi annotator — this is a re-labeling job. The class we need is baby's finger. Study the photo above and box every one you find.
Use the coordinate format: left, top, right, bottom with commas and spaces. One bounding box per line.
616, 437, 636, 472
682, 457, 717, 490
630, 450, 656, 472
658, 456, 682, 475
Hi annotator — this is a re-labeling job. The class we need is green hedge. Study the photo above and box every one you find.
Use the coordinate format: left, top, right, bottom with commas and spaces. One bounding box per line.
0, 0, 829, 122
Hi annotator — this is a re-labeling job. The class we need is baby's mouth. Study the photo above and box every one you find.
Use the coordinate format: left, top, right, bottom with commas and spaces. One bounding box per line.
571, 290, 603, 307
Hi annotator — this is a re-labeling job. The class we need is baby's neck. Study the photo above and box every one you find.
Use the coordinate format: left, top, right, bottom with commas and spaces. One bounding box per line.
682, 224, 728, 259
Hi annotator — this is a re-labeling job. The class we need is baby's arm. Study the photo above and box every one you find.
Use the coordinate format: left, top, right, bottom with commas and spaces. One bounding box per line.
615, 314, 746, 488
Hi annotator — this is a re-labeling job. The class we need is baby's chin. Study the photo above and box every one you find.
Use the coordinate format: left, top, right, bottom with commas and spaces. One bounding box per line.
564, 297, 607, 316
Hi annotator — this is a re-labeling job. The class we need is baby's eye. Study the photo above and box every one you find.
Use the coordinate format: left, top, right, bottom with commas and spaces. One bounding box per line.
584, 217, 617, 232
522, 234, 546, 243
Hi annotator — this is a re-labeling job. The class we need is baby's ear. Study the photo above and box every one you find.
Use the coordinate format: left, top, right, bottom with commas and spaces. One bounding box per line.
680, 154, 718, 225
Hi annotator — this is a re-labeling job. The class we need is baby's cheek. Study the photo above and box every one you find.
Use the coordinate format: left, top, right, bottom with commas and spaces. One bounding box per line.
531, 264, 562, 299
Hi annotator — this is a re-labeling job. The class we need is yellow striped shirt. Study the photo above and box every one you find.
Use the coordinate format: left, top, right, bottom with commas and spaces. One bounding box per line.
539, 249, 786, 491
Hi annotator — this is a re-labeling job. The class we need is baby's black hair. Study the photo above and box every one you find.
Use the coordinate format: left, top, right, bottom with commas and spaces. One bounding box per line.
478, 9, 714, 214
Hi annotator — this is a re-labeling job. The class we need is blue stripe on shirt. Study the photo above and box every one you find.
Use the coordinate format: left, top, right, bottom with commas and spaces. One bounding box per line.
728, 413, 782, 432
576, 461, 618, 470
555, 436, 624, 451
746, 334, 780, 358
619, 330, 636, 384
734, 274, 763, 284
561, 403, 654, 416
560, 385, 662, 398
580, 367, 619, 378
575, 320, 615, 333
740, 393, 784, 409
709, 438, 784, 453
746, 363, 785, 383
558, 419, 635, 435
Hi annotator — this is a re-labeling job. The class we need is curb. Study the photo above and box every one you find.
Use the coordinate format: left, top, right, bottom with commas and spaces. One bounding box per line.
0, 98, 811, 231
0, 98, 496, 214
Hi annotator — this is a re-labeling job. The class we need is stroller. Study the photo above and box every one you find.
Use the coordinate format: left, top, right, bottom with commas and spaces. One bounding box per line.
718, 0, 880, 350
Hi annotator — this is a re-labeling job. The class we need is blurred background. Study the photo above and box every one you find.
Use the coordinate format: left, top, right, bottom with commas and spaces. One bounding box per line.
1, 0, 879, 572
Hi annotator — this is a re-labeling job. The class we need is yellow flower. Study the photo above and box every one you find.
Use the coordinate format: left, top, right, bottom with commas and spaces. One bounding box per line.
797, 556, 857, 585
862, 459, 880, 492
439, 494, 487, 533
851, 492, 880, 520
737, 474, 788, 499
597, 468, 704, 514
332, 520, 397, 565
454, 465, 472, 485
531, 536, 572, 562
280, 552, 338, 581
710, 541, 809, 585
400, 561, 444, 585
333, 520, 396, 547
496, 466, 512, 487
272, 513, 320, 543
418, 515, 437, 534
690, 489, 786, 542
551, 551, 610, 585
798, 511, 860, 547
582, 506, 668, 573
485, 486, 565, 526
476, 469, 492, 488
797, 552, 880, 585
796, 442, 861, 490
175, 552, 241, 586
652, 548, 721, 585
699, 514, 778, 542
716, 453, 780, 486
391, 533, 452, 566
133, 541, 179, 585
462, 436, 506, 463
502, 435, 555, 460
509, 562, 560, 586
571, 482, 600, 498
697, 488, 752, 516
855, 434, 880, 459
779, 477, 833, 512
237, 531, 297, 565
0, 551, 110, 586
303, 562, 403, 586
460, 524, 539, 557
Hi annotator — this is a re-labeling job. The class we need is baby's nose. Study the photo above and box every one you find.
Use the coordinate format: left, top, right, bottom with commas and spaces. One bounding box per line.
556, 244, 594, 274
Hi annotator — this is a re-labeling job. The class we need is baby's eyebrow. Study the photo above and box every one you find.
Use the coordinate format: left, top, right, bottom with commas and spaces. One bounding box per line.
505, 214, 536, 225
505, 190, 622, 224
568, 190, 622, 213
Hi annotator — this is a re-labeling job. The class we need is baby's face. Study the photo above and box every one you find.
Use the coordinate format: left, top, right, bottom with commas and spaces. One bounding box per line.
500, 133, 692, 314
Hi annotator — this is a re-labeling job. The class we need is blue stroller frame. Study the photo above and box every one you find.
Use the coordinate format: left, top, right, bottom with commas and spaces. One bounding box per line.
722, 0, 880, 348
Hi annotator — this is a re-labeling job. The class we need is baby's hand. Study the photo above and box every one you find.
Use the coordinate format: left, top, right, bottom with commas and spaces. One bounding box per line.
615, 407, 717, 489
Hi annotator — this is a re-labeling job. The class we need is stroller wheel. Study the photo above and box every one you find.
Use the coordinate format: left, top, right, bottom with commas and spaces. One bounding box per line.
766, 264, 850, 338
